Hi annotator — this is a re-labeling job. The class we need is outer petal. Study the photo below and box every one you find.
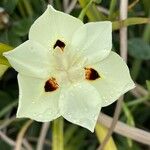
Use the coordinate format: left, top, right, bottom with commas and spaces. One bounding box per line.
59, 81, 101, 132
87, 52, 135, 107
17, 74, 60, 122
3, 40, 51, 78
29, 5, 83, 49
71, 21, 112, 65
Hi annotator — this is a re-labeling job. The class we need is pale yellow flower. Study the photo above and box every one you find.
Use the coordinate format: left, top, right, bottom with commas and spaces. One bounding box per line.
4, 5, 135, 132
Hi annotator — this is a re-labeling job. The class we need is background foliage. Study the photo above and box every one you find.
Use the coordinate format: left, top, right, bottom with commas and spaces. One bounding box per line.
0, 0, 150, 150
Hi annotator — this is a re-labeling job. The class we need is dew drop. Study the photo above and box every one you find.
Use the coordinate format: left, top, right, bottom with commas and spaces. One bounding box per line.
61, 95, 65, 99
74, 119, 79, 124
38, 114, 42, 118
105, 100, 108, 103
84, 107, 88, 112
102, 96, 106, 99
67, 113, 72, 118
33, 113, 37, 117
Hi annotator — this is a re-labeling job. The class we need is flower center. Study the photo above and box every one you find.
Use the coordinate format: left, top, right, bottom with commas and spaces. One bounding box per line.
85, 68, 100, 80
44, 77, 59, 92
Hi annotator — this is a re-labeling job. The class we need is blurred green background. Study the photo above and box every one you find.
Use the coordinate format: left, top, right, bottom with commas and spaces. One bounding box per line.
0, 0, 150, 150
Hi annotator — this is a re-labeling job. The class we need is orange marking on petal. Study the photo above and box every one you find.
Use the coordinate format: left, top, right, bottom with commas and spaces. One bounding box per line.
53, 40, 65, 51
44, 77, 59, 92
85, 68, 100, 80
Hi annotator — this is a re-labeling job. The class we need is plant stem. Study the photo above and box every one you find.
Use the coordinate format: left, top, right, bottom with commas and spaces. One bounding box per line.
78, 0, 94, 21
15, 120, 33, 150
0, 100, 18, 118
127, 95, 150, 106
95, 123, 117, 150
52, 117, 64, 150
112, 17, 150, 30
108, 0, 117, 20
78, 0, 106, 21
131, 59, 142, 80
122, 102, 135, 147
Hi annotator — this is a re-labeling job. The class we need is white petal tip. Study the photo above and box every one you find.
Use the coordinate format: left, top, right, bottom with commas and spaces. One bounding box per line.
89, 128, 95, 133
47, 4, 56, 12
3, 51, 14, 61
3, 52, 8, 57
83, 125, 95, 132
126, 81, 136, 91
16, 113, 23, 119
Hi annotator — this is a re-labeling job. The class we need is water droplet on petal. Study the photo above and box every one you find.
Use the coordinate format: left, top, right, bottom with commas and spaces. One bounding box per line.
102, 96, 106, 100
38, 114, 42, 118
74, 119, 79, 124
84, 108, 87, 111
33, 113, 37, 117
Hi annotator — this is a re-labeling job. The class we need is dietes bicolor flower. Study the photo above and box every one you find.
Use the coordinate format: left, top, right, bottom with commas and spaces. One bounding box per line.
3, 5, 135, 132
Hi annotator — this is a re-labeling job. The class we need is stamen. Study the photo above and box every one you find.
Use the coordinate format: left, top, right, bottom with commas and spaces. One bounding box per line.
44, 77, 59, 92
85, 68, 100, 80
53, 40, 65, 51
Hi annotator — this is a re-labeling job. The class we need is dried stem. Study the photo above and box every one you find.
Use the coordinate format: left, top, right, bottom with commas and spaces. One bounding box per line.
98, 0, 128, 149
120, 0, 128, 62
23, 139, 33, 150
0, 116, 16, 130
0, 131, 32, 150
0, 131, 16, 146
63, 0, 69, 11
65, 0, 77, 14
15, 120, 33, 150
128, 0, 139, 10
98, 113, 150, 145
28, 136, 51, 147
36, 122, 50, 150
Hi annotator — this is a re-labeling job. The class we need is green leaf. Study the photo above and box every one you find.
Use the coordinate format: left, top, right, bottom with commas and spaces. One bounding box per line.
0, 64, 8, 77
112, 17, 150, 30
0, 140, 11, 150
0, 43, 13, 55
12, 18, 33, 37
78, 0, 106, 21
0, 0, 18, 13
0, 100, 17, 118
0, 43, 13, 66
128, 38, 150, 60
95, 123, 117, 150
64, 125, 78, 146
0, 91, 12, 110
141, 0, 150, 15
146, 80, 150, 92
0, 29, 22, 47
94, 0, 102, 4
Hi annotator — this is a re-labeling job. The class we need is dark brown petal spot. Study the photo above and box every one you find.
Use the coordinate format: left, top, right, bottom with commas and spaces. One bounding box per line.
85, 68, 100, 80
44, 77, 59, 92
53, 40, 65, 51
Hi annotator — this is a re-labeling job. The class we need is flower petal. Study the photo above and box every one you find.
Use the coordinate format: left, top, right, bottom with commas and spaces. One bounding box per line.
59, 81, 101, 132
86, 52, 135, 107
17, 74, 60, 122
3, 40, 51, 78
29, 5, 83, 50
71, 21, 112, 65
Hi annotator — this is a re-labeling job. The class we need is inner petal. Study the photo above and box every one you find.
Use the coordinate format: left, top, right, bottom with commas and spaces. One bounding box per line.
44, 77, 59, 92
85, 68, 100, 80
